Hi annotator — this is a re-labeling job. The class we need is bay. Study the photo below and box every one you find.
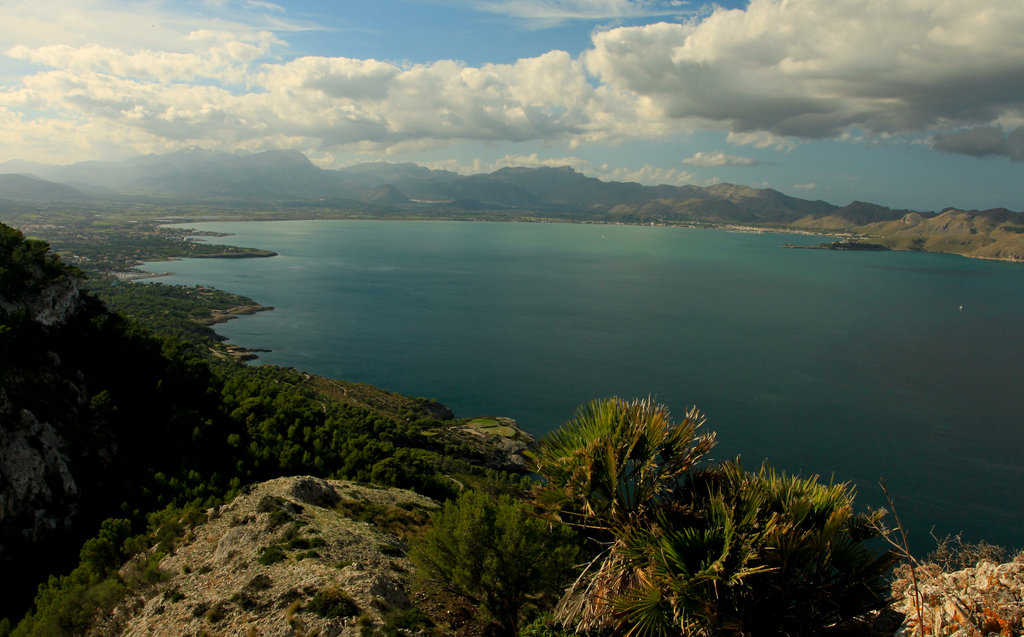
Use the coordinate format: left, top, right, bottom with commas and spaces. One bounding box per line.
141, 220, 1024, 549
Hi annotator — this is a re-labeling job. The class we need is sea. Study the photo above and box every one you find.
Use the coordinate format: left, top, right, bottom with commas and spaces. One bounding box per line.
140, 219, 1024, 551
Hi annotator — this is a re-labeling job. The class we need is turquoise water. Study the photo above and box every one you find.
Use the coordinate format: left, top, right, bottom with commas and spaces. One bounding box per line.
141, 220, 1024, 549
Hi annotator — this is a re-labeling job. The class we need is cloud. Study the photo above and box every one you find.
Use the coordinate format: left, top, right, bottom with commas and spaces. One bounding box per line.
793, 183, 816, 190
0, 0, 307, 53
2, 38, 656, 162
932, 125, 1024, 161
4, 0, 1024, 164
9, 31, 279, 84
725, 130, 796, 151
680, 151, 770, 167
584, 0, 1024, 140
596, 162, 694, 185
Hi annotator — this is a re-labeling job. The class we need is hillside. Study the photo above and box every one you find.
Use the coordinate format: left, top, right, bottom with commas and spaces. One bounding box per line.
0, 175, 90, 202
862, 208, 1024, 261
0, 223, 534, 625
101, 476, 447, 636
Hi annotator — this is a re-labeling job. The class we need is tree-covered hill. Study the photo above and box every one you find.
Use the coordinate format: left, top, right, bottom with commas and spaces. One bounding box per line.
0, 223, 527, 625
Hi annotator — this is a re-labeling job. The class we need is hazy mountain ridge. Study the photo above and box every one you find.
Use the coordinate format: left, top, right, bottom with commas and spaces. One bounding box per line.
0, 149, 889, 216
0, 174, 92, 202
2, 149, 1023, 260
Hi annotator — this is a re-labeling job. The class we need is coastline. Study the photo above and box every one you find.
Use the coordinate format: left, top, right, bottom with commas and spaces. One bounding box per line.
172, 214, 1024, 263
190, 249, 278, 259
198, 303, 275, 326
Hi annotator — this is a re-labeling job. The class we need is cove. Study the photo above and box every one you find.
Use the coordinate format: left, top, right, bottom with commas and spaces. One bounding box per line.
140, 219, 1024, 550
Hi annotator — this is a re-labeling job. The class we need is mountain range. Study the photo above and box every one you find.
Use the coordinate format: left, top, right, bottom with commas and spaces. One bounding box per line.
2, 148, 1023, 260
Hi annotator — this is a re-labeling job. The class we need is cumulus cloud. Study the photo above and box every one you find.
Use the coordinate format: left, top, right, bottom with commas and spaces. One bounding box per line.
257, 51, 617, 147
9, 31, 279, 84
2, 40, 655, 161
596, 162, 694, 185
680, 151, 770, 167
932, 125, 1024, 161
793, 183, 816, 190
584, 0, 1024, 141
725, 130, 796, 151
4, 0, 1024, 164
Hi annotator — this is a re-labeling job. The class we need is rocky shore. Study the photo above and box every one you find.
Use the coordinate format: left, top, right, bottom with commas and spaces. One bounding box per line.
198, 303, 275, 326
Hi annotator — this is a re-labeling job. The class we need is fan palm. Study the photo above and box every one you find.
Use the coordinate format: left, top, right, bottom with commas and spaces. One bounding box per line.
530, 396, 716, 532
531, 398, 897, 636
529, 396, 716, 631
611, 461, 898, 636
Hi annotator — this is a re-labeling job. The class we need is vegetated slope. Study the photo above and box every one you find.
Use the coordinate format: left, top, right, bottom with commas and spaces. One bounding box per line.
102, 476, 443, 637
0, 224, 237, 619
0, 223, 533, 625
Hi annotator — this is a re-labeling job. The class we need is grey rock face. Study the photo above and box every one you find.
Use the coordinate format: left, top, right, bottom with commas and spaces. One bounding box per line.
0, 407, 79, 552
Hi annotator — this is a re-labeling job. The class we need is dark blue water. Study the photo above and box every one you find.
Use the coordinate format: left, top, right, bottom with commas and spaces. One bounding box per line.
141, 220, 1024, 550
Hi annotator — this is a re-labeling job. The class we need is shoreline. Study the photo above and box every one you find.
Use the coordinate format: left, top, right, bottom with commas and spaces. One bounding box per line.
198, 303, 275, 326
162, 215, 1024, 263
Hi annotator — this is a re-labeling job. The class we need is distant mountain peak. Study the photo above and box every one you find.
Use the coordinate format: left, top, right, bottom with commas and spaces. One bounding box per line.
360, 184, 410, 205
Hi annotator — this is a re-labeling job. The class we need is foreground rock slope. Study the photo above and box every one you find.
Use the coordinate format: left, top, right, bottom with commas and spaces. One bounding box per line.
85, 472, 1024, 637
103, 476, 438, 637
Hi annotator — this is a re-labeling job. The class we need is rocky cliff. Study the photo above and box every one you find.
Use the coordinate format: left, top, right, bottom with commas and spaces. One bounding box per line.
0, 228, 93, 572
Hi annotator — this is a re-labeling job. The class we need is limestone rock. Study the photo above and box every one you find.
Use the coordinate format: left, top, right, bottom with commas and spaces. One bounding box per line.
107, 476, 438, 637
0, 408, 78, 542
891, 555, 1024, 636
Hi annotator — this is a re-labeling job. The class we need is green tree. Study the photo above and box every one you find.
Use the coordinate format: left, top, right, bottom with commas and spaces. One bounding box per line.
78, 518, 133, 576
411, 490, 578, 636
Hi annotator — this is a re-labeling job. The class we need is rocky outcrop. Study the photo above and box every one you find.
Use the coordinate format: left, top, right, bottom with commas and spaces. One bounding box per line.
0, 274, 84, 326
891, 556, 1024, 636
0, 407, 79, 545
449, 417, 535, 471
107, 476, 438, 637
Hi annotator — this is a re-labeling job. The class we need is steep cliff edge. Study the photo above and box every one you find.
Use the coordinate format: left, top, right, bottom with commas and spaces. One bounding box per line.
0, 226, 97, 582
0, 224, 234, 620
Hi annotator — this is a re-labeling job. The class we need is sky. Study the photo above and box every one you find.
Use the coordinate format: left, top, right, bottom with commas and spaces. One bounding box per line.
1, 0, 1023, 212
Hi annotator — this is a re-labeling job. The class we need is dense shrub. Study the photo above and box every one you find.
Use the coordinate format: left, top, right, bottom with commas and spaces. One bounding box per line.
307, 588, 359, 619
411, 490, 578, 635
